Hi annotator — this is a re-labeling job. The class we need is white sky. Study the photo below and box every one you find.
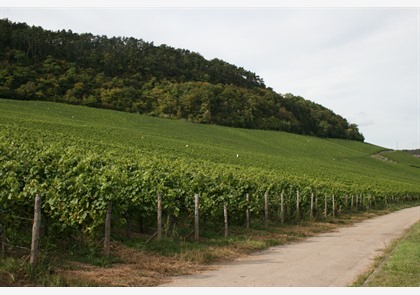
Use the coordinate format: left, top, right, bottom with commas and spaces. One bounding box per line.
1, 1, 419, 150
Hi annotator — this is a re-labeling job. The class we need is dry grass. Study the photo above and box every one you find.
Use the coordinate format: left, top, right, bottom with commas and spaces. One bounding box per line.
23, 207, 413, 287
55, 241, 209, 286
54, 212, 378, 287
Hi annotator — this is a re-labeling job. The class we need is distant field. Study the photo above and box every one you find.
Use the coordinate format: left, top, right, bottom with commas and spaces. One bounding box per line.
1, 98, 419, 192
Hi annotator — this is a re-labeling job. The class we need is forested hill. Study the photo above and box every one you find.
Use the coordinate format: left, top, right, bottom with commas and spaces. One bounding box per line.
0, 19, 364, 141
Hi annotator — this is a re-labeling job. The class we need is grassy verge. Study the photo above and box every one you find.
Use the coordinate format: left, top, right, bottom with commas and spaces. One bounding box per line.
352, 219, 420, 287
1, 202, 418, 287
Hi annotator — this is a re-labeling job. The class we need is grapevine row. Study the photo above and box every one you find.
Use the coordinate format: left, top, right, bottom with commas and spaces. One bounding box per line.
1, 127, 419, 239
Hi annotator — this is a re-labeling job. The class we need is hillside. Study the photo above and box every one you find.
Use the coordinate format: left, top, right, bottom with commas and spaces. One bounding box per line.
1, 99, 418, 193
1, 98, 420, 287
0, 18, 364, 141
1, 98, 420, 260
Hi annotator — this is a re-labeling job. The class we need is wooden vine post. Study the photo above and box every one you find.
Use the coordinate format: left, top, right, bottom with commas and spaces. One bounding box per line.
194, 193, 199, 241
104, 202, 112, 256
351, 195, 354, 211
310, 192, 314, 220
30, 194, 42, 264
224, 203, 228, 238
264, 191, 269, 227
296, 190, 301, 222
246, 193, 250, 230
157, 193, 162, 241
324, 194, 328, 219
280, 190, 285, 225
332, 194, 336, 217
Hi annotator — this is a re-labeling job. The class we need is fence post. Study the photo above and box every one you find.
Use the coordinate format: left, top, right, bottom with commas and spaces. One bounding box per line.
264, 191, 269, 227
324, 194, 328, 219
246, 193, 250, 229
157, 193, 162, 241
104, 202, 112, 256
224, 203, 228, 238
310, 192, 314, 220
194, 193, 200, 241
332, 194, 336, 217
296, 190, 301, 222
280, 190, 285, 225
30, 194, 42, 264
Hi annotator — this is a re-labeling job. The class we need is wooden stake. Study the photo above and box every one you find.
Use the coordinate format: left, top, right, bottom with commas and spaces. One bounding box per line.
145, 231, 158, 244
103, 202, 112, 256
30, 194, 41, 264
246, 193, 250, 229
157, 193, 162, 240
324, 194, 328, 219
332, 194, 336, 217
194, 194, 199, 241
310, 192, 314, 220
264, 191, 269, 227
296, 190, 300, 222
280, 190, 285, 225
224, 203, 228, 237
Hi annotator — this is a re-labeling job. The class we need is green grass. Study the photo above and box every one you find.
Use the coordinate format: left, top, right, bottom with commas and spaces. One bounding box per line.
1, 98, 420, 193
353, 221, 420, 287
0, 256, 68, 286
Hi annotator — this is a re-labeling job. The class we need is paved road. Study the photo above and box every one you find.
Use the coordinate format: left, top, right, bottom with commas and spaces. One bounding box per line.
161, 206, 420, 287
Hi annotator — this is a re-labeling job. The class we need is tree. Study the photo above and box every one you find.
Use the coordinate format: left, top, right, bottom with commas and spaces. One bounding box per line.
0, 18, 365, 142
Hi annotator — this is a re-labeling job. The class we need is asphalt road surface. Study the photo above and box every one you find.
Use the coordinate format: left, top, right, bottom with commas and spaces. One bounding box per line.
160, 206, 420, 287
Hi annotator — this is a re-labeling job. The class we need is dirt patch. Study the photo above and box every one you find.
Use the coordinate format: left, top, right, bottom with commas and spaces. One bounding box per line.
370, 150, 397, 163
56, 241, 209, 287
51, 209, 407, 287
53, 223, 340, 286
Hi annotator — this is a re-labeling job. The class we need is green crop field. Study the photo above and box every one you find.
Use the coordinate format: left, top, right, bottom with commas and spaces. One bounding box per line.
1, 98, 420, 237
1, 99, 419, 188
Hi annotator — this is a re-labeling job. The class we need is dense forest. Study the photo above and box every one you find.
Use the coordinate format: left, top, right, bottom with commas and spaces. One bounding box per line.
0, 19, 364, 141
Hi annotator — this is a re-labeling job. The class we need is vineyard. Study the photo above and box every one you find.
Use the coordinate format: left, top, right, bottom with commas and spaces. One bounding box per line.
1, 98, 420, 259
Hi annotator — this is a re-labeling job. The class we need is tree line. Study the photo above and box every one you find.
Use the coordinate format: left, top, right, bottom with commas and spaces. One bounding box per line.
0, 18, 364, 141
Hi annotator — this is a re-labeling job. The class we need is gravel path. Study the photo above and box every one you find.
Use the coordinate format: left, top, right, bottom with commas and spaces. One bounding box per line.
160, 206, 420, 287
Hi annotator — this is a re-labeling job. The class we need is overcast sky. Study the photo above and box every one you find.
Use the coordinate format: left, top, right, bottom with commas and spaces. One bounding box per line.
1, 1, 419, 150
